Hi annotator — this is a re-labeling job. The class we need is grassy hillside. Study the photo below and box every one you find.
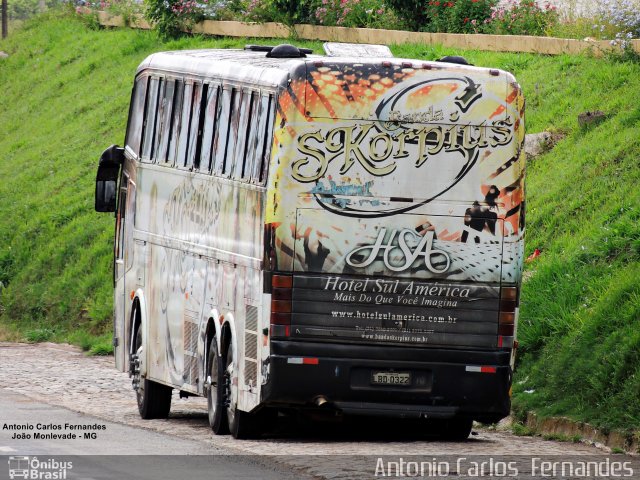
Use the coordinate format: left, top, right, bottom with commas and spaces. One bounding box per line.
1, 11, 638, 431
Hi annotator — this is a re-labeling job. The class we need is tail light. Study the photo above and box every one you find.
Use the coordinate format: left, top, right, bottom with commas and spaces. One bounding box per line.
498, 286, 518, 348
270, 275, 292, 337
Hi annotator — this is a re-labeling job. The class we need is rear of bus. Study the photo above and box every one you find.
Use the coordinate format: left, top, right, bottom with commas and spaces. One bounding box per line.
261, 56, 525, 426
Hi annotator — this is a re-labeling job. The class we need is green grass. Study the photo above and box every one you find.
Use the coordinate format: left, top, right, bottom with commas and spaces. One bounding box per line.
1, 11, 639, 431
512, 422, 535, 437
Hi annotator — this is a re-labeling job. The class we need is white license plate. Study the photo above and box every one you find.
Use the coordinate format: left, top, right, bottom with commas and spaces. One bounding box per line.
371, 371, 411, 386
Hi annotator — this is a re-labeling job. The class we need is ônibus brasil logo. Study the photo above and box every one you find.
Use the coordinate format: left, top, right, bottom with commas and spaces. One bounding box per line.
8, 456, 72, 480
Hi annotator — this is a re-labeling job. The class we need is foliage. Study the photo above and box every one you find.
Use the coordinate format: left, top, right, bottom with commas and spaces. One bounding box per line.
257, 0, 318, 25
145, 0, 206, 38
313, 0, 405, 29
88, 334, 114, 355
424, 0, 496, 33
593, 0, 640, 40
485, 0, 559, 36
511, 422, 535, 436
423, 1, 457, 32
590, 0, 640, 59
448, 0, 496, 33
203, 0, 250, 20
7, 0, 59, 21
25, 328, 55, 342
383, 0, 427, 30
244, 0, 285, 22
99, 0, 145, 24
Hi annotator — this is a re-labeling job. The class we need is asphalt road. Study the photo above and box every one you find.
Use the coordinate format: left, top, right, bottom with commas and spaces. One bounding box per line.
0, 390, 306, 480
2, 343, 635, 480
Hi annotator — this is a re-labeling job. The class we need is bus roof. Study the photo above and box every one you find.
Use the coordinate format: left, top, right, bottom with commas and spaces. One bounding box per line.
137, 49, 313, 89
137, 46, 514, 91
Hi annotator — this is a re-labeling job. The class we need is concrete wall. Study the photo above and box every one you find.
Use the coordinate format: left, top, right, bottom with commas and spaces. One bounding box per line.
95, 11, 640, 56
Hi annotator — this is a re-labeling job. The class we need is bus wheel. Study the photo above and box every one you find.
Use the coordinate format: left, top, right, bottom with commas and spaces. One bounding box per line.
206, 337, 229, 434
133, 327, 172, 419
224, 341, 255, 439
440, 418, 473, 441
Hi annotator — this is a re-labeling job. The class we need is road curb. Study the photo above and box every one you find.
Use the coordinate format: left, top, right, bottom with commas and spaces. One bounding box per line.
525, 412, 640, 455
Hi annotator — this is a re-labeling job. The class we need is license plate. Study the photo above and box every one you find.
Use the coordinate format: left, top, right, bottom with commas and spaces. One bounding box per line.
371, 371, 411, 386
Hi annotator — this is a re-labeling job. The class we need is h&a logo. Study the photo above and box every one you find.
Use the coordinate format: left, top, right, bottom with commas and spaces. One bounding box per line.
346, 228, 450, 273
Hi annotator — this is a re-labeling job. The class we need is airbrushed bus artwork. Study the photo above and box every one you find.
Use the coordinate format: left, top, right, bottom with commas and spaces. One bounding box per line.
95, 43, 525, 440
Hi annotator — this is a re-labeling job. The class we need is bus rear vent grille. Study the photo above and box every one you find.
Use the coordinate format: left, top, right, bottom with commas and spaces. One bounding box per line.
244, 305, 258, 386
183, 311, 199, 385
246, 305, 258, 332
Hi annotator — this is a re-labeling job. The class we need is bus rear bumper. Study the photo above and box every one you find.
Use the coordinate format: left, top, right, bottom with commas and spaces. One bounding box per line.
261, 341, 512, 423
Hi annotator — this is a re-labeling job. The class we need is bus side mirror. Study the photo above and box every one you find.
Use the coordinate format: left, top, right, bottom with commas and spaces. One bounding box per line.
95, 145, 124, 213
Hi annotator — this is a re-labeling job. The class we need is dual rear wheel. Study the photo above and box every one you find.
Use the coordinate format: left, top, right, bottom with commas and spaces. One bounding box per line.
206, 337, 266, 439
131, 322, 263, 438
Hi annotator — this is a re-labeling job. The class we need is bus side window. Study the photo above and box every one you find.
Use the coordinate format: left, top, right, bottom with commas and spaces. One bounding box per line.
213, 87, 233, 177
185, 81, 203, 170
224, 88, 242, 177
141, 77, 161, 163
177, 82, 194, 169
251, 94, 268, 184
151, 78, 166, 164
252, 93, 275, 185
156, 79, 176, 164
232, 90, 253, 180
167, 80, 184, 167
241, 91, 260, 182
192, 83, 208, 171
199, 84, 220, 174
125, 76, 148, 158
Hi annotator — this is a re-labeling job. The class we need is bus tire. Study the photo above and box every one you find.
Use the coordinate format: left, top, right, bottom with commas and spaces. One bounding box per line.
224, 341, 256, 439
133, 327, 172, 419
440, 418, 473, 441
206, 337, 229, 434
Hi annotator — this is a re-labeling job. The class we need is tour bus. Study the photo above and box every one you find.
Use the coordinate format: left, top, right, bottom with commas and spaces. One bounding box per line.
95, 43, 525, 439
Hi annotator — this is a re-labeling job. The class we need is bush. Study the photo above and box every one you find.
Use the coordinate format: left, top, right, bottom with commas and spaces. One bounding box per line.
145, 0, 245, 37
145, 0, 205, 38
7, 0, 59, 21
25, 328, 54, 343
485, 0, 559, 36
424, 0, 496, 33
591, 0, 640, 57
387, 0, 496, 33
313, 0, 406, 29
449, 0, 496, 33
99, 0, 145, 24
245, 0, 318, 25
423, 1, 455, 32
593, 0, 640, 40
89, 340, 113, 355
385, 0, 430, 30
